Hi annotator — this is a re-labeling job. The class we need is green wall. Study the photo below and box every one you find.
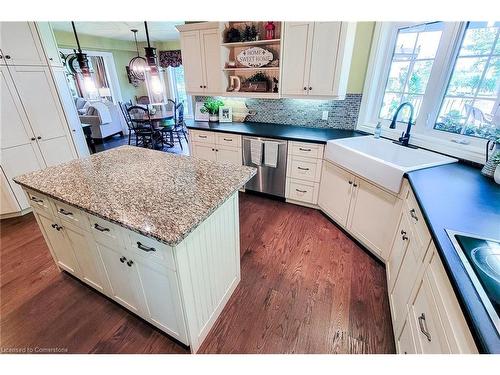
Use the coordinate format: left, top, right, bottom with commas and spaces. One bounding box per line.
53, 30, 181, 103
347, 22, 375, 94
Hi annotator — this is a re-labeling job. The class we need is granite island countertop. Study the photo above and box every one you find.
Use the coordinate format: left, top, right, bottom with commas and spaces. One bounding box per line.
14, 146, 256, 247
406, 163, 500, 353
185, 120, 366, 144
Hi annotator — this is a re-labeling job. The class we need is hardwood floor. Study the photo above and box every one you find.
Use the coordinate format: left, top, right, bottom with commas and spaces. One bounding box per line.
0, 193, 395, 354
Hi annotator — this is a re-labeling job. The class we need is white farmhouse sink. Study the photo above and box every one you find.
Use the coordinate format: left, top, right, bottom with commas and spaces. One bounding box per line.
324, 136, 457, 193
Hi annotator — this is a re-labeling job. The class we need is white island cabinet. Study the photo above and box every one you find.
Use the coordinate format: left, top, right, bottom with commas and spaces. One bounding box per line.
15, 146, 256, 353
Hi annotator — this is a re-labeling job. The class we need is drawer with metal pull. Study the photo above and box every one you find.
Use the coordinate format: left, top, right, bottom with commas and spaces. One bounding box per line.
405, 190, 431, 259
126, 230, 175, 269
191, 130, 215, 144
286, 178, 319, 204
289, 141, 324, 159
25, 188, 53, 215
287, 155, 322, 183
54, 200, 89, 229
88, 214, 124, 248
216, 133, 241, 147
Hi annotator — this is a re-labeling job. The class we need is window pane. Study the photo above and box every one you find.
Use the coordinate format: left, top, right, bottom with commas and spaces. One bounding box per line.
447, 57, 487, 95
387, 61, 410, 92
380, 92, 402, 120
407, 60, 433, 94
379, 22, 443, 121
459, 22, 498, 56
435, 22, 500, 139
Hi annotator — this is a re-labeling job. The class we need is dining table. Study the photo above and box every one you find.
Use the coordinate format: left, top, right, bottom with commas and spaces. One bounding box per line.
129, 107, 176, 148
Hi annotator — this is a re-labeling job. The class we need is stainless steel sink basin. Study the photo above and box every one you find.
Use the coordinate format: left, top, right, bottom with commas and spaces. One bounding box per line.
324, 136, 457, 193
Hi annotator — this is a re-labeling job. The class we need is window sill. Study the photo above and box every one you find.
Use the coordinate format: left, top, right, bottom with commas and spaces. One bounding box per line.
356, 123, 487, 164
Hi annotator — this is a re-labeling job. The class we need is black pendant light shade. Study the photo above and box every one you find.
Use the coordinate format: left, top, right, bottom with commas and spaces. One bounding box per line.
128, 29, 147, 80
71, 22, 91, 77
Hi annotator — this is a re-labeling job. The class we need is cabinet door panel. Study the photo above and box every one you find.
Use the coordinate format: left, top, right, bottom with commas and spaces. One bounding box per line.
318, 161, 353, 227
410, 274, 450, 353
0, 66, 35, 148
10, 66, 69, 141
64, 224, 106, 292
1, 143, 45, 210
1, 168, 20, 215
387, 212, 410, 291
348, 178, 400, 257
216, 146, 242, 165
37, 213, 79, 274
37, 136, 76, 167
308, 22, 342, 96
97, 243, 142, 314
200, 29, 222, 93
180, 31, 204, 93
135, 260, 188, 343
0, 22, 46, 66
192, 143, 216, 161
35, 22, 62, 67
398, 318, 417, 354
281, 22, 314, 96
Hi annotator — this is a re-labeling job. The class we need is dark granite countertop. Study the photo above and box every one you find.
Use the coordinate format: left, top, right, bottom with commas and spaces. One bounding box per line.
406, 163, 500, 353
185, 120, 365, 144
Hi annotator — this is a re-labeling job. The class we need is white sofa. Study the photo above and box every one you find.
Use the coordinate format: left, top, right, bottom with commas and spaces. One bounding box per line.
75, 98, 127, 140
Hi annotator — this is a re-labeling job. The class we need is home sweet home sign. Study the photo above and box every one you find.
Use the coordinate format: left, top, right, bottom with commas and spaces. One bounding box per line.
236, 47, 273, 68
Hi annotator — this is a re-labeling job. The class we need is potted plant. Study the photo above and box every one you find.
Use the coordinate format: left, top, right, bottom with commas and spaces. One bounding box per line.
200, 97, 224, 122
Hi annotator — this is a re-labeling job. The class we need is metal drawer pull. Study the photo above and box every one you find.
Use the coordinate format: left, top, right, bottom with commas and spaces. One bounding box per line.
137, 241, 156, 252
51, 223, 62, 231
30, 197, 43, 203
353, 183, 358, 187
94, 223, 110, 232
198, 135, 207, 138
126, 260, 134, 267
348, 180, 353, 185
400, 230, 406, 235
299, 147, 311, 151
418, 313, 432, 342
402, 234, 408, 241
223, 138, 233, 141
58, 208, 73, 216
297, 166, 310, 171
295, 189, 307, 193
410, 208, 419, 221
119, 256, 127, 263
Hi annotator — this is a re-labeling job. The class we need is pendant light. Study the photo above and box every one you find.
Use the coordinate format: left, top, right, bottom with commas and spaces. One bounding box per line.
71, 21, 96, 95
128, 29, 147, 80
143, 21, 163, 95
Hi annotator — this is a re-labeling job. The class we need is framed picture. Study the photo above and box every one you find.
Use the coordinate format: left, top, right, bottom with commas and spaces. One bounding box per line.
219, 106, 233, 123
194, 102, 209, 122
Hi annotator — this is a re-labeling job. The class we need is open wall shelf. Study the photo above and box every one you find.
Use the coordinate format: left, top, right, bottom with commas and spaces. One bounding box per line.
221, 22, 282, 97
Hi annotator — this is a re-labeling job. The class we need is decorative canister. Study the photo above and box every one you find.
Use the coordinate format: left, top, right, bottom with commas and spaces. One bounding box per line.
481, 141, 500, 178
209, 114, 219, 122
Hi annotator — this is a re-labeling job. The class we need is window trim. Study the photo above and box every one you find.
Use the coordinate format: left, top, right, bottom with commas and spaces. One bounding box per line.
165, 66, 193, 119
357, 22, 491, 163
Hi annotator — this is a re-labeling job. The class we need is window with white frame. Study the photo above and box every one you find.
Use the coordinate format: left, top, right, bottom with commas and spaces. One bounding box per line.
434, 22, 500, 139
359, 21, 500, 161
167, 66, 192, 117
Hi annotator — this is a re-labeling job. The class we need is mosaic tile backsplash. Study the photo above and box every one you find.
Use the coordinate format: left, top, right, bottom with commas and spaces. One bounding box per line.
194, 94, 362, 130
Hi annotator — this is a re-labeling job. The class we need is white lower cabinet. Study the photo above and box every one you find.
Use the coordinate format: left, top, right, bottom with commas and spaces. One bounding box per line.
22, 187, 242, 352
36, 211, 79, 275
134, 259, 188, 342
96, 242, 146, 315
190, 130, 242, 166
319, 160, 402, 258
192, 143, 217, 161
397, 318, 417, 354
409, 273, 450, 353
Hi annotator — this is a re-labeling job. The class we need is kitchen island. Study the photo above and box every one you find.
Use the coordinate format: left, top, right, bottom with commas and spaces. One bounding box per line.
13, 146, 256, 353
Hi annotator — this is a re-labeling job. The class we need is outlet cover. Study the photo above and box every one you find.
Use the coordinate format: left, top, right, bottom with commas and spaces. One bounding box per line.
322, 111, 329, 120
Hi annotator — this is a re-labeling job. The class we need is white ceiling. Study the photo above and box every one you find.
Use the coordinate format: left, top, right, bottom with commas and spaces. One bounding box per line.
51, 22, 183, 42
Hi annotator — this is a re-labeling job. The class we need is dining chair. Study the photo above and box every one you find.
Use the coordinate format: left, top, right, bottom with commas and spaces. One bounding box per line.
119, 101, 135, 145
172, 102, 189, 149
126, 105, 163, 149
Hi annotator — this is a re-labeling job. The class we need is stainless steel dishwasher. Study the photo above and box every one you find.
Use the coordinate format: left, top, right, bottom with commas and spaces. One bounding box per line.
242, 136, 288, 197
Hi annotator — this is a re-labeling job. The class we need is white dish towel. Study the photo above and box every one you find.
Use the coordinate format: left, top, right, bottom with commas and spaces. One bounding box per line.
264, 141, 279, 168
250, 139, 263, 166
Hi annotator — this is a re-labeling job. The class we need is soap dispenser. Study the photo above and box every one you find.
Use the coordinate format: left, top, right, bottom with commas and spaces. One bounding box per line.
374, 122, 382, 139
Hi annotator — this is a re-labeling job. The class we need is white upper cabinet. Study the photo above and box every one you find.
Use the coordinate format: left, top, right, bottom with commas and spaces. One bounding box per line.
179, 30, 205, 93
36, 22, 63, 67
281, 22, 356, 99
0, 22, 47, 66
177, 23, 222, 95
280, 22, 313, 96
